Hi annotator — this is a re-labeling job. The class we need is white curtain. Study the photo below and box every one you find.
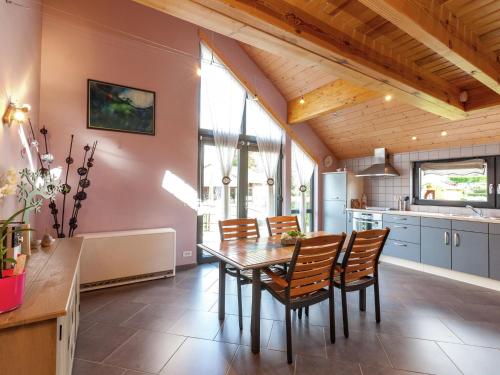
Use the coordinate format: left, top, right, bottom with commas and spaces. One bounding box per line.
201, 43, 246, 219
246, 98, 284, 216
292, 142, 316, 231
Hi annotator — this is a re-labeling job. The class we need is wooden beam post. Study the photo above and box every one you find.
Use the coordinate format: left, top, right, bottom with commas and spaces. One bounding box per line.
288, 80, 379, 124
359, 0, 500, 95
132, 0, 468, 120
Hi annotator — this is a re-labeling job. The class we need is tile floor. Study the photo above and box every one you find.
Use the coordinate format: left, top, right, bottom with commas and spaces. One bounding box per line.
73, 263, 500, 375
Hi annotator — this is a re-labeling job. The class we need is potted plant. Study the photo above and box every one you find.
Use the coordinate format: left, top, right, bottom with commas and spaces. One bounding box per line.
281, 230, 306, 246
0, 206, 32, 313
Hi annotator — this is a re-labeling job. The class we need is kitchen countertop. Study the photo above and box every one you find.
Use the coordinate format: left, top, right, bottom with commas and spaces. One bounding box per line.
347, 208, 500, 224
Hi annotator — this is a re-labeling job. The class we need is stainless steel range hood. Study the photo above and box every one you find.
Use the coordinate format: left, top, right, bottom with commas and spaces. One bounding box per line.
355, 148, 400, 177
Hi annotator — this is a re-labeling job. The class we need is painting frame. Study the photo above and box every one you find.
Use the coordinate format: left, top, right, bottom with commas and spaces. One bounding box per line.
87, 79, 156, 136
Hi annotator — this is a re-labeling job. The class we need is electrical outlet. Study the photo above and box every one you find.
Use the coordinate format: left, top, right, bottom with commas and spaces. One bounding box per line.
182, 251, 193, 258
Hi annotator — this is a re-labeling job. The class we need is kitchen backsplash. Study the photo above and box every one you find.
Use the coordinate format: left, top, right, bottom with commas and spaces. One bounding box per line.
341, 142, 500, 218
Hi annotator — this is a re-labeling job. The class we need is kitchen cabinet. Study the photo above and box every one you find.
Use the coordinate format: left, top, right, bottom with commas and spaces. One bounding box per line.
383, 214, 420, 226
489, 224, 500, 280
384, 239, 421, 262
490, 234, 500, 281
421, 226, 452, 269
384, 221, 420, 244
451, 230, 489, 277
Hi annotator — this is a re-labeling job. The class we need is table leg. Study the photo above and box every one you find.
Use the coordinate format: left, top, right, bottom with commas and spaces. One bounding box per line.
218, 260, 226, 321
251, 268, 261, 354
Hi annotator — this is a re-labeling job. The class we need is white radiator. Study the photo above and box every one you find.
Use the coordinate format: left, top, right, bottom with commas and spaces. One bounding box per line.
78, 228, 176, 290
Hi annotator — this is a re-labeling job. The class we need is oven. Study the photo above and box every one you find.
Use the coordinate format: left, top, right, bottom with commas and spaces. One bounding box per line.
352, 211, 383, 231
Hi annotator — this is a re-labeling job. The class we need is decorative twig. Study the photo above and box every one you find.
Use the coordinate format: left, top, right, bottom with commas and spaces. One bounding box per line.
59, 135, 74, 238
69, 141, 97, 237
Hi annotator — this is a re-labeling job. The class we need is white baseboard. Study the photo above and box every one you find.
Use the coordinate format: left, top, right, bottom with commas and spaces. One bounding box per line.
380, 255, 500, 292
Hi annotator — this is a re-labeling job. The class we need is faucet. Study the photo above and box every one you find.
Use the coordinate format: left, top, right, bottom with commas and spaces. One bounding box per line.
465, 205, 484, 217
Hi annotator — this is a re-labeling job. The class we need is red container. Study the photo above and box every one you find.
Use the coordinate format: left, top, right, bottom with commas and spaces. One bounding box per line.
0, 270, 26, 314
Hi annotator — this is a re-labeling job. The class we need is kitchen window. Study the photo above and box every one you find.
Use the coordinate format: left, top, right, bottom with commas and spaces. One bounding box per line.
412, 156, 498, 208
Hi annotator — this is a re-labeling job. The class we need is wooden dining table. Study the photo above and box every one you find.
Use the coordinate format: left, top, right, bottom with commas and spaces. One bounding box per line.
198, 231, 348, 354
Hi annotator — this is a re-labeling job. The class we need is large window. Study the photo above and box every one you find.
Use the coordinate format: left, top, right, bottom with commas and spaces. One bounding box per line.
197, 42, 284, 261
412, 156, 498, 208
291, 142, 316, 232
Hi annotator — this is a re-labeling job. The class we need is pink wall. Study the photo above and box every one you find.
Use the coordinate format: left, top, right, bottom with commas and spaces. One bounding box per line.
0, 0, 42, 218
39, 0, 334, 264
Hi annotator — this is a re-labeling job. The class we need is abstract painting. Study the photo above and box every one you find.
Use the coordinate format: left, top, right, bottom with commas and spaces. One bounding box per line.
87, 79, 155, 135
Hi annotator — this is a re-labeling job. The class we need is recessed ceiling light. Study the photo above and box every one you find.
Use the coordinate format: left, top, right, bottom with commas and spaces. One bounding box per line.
384, 94, 393, 102
299, 96, 305, 105
411, 136, 417, 140
441, 131, 448, 136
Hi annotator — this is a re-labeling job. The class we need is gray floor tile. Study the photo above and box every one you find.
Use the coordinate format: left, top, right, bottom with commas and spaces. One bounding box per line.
439, 342, 500, 375
227, 346, 294, 375
120, 303, 186, 333
379, 334, 462, 375
214, 314, 274, 347
268, 320, 327, 359
104, 330, 185, 373
295, 354, 362, 374
442, 318, 500, 349
75, 323, 137, 362
167, 310, 223, 339
160, 338, 237, 374
84, 300, 147, 325
73, 359, 125, 375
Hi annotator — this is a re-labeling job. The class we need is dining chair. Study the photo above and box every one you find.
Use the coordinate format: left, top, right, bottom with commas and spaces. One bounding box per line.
266, 215, 301, 236
219, 218, 260, 330
266, 215, 304, 316
261, 233, 347, 363
334, 228, 390, 338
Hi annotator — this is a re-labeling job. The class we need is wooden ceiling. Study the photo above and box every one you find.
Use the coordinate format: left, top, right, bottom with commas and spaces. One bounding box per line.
134, 0, 500, 158
240, 43, 336, 99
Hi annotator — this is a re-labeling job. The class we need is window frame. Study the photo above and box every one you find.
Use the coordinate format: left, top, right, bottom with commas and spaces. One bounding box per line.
412, 155, 496, 208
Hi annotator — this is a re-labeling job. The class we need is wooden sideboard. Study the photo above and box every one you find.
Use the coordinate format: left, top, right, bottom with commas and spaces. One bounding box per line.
0, 238, 83, 375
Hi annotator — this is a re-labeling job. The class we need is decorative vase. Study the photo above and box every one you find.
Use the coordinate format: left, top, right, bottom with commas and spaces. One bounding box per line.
0, 270, 26, 314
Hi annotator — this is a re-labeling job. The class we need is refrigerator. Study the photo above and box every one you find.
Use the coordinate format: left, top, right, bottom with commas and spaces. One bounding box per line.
323, 172, 363, 233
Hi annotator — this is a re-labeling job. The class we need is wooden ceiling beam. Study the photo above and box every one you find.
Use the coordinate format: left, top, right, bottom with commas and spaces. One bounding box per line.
132, 0, 468, 120
359, 0, 500, 95
287, 80, 379, 124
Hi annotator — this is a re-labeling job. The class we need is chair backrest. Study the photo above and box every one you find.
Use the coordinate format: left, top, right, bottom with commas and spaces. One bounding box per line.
340, 228, 390, 283
219, 218, 260, 241
266, 215, 301, 236
286, 234, 346, 298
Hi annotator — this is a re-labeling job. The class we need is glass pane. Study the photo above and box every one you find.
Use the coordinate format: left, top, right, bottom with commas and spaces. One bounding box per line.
199, 144, 239, 243
291, 168, 312, 232
247, 150, 270, 228
419, 159, 488, 202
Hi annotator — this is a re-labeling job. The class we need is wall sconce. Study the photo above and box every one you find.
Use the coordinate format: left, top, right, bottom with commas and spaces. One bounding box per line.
2, 101, 31, 126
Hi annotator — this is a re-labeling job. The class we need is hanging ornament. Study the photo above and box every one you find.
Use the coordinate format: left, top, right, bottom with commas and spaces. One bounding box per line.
267, 178, 274, 186
222, 176, 231, 185
299, 185, 307, 193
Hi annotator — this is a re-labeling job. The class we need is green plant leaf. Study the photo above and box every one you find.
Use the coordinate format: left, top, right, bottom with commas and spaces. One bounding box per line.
5, 258, 17, 264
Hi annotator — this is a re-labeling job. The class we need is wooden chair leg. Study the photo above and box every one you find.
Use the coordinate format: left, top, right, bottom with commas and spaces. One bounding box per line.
305, 306, 309, 317
298, 308, 302, 319
341, 286, 349, 338
374, 279, 381, 323
329, 289, 335, 344
236, 272, 243, 330
285, 303, 293, 364
359, 288, 366, 312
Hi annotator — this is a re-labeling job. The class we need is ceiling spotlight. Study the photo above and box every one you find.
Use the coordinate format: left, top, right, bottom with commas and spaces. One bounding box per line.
411, 136, 417, 141
441, 131, 448, 136
299, 96, 305, 105
384, 94, 393, 102
2, 101, 31, 126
